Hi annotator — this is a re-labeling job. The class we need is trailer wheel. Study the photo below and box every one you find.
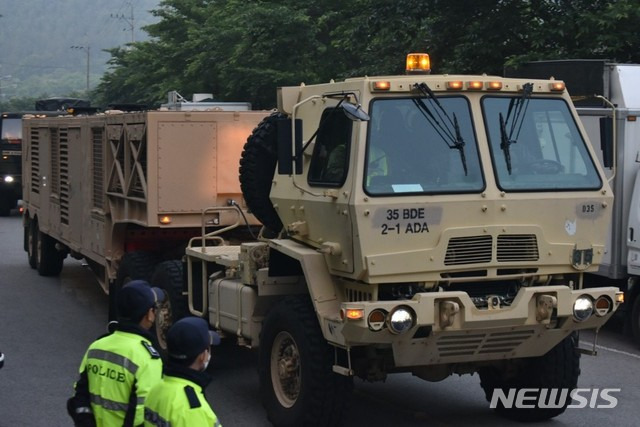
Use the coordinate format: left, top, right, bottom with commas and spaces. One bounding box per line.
150, 260, 187, 350
110, 251, 158, 321
239, 112, 286, 234
36, 229, 64, 276
259, 296, 352, 427
631, 295, 640, 347
27, 219, 38, 269
479, 333, 580, 422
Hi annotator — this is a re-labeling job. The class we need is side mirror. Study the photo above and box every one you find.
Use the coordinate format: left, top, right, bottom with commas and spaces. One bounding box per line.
342, 102, 370, 122
599, 116, 613, 168
277, 118, 303, 175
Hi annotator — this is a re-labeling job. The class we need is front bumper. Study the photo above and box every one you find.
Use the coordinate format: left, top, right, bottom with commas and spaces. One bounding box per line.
334, 285, 620, 366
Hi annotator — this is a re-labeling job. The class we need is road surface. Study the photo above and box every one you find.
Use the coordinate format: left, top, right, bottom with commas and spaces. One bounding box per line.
0, 214, 638, 426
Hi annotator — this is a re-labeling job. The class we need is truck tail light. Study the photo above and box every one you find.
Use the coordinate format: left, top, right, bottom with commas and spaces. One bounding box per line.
367, 309, 387, 331
594, 296, 612, 317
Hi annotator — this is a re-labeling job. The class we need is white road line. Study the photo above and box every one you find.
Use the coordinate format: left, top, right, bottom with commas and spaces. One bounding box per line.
595, 344, 640, 360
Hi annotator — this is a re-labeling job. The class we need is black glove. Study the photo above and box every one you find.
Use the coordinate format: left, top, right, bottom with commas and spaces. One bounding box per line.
67, 397, 96, 427
72, 413, 95, 427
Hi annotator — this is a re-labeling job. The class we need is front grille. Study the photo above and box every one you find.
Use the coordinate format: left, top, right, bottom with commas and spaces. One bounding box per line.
436, 329, 536, 357
346, 288, 373, 302
444, 235, 492, 265
497, 234, 539, 262
443, 234, 539, 266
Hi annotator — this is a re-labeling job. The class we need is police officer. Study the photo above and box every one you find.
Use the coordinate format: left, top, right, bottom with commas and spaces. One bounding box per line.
144, 317, 222, 427
68, 280, 165, 427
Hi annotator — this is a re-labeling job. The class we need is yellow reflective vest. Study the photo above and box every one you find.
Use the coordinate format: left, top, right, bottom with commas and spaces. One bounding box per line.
77, 327, 163, 426
144, 366, 221, 427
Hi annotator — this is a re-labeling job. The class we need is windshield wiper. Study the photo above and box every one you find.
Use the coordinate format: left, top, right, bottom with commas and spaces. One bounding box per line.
413, 83, 467, 175
500, 82, 533, 174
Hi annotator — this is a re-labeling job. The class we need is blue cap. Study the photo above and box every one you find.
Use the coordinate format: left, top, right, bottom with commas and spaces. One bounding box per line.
167, 317, 220, 364
117, 280, 166, 323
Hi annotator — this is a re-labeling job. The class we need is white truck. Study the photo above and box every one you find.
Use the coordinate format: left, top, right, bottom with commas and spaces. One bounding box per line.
507, 60, 640, 345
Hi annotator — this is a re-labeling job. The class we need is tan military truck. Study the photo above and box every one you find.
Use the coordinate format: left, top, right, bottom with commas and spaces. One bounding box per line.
20, 102, 268, 317
178, 54, 623, 426
22, 59, 623, 426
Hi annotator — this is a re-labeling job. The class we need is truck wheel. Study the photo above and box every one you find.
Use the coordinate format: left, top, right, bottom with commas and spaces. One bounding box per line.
110, 251, 158, 321
479, 333, 580, 422
239, 112, 286, 234
27, 219, 38, 269
36, 230, 64, 276
259, 296, 353, 427
631, 295, 640, 347
150, 260, 187, 350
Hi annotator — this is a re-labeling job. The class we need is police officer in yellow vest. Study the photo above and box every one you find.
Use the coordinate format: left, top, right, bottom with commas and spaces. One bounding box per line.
144, 317, 222, 427
68, 280, 165, 427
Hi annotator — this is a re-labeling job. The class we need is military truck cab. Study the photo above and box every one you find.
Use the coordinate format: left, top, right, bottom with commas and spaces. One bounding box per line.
182, 54, 623, 425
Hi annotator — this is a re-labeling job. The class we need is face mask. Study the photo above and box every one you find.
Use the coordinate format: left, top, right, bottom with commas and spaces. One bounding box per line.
202, 350, 211, 371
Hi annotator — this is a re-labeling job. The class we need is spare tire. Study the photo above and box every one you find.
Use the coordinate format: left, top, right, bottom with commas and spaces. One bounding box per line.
240, 112, 286, 234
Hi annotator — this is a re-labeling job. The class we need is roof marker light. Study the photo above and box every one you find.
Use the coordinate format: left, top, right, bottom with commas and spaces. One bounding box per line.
467, 81, 483, 90
373, 81, 391, 91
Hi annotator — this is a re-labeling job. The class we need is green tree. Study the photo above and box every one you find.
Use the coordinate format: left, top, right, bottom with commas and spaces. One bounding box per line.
200, 0, 326, 108
92, 0, 640, 109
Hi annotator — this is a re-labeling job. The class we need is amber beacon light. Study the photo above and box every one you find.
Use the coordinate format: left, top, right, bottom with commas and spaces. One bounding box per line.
406, 53, 431, 74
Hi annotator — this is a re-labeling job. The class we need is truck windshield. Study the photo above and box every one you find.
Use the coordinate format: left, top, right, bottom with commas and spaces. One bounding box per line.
364, 97, 483, 195
1, 118, 22, 142
483, 97, 601, 191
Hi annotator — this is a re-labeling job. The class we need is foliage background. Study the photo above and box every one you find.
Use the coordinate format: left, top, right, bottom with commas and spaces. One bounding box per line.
3, 0, 640, 111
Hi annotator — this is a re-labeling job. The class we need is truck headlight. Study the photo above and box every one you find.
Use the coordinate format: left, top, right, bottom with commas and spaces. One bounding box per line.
573, 296, 593, 322
387, 306, 415, 334
3, 176, 14, 183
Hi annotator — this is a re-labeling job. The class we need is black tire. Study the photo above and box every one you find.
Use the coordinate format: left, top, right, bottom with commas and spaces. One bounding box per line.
239, 112, 285, 234
150, 260, 187, 351
36, 229, 64, 276
110, 251, 158, 321
631, 294, 640, 347
27, 219, 38, 269
259, 296, 353, 427
479, 333, 580, 422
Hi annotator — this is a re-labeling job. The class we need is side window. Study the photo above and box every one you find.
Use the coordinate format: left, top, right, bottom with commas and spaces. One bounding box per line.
308, 108, 353, 187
